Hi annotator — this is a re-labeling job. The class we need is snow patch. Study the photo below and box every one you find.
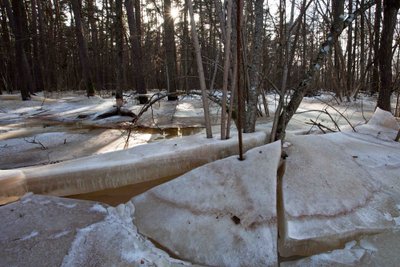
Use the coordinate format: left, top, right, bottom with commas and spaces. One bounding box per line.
89, 204, 107, 214
21, 231, 39, 241
56, 202, 77, 209
345, 240, 357, 250
359, 239, 378, 251
52, 230, 70, 239
384, 212, 393, 221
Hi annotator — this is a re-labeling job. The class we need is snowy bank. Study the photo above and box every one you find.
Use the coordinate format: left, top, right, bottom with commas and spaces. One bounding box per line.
0, 130, 268, 197
280, 108, 400, 257
132, 142, 281, 267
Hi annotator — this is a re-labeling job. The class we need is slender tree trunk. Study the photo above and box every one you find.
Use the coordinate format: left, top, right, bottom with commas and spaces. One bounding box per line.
333, 0, 345, 101
244, 0, 264, 133
378, 0, 400, 112
220, 0, 232, 140
71, 0, 95, 96
346, 0, 353, 101
372, 0, 382, 95
188, 0, 212, 138
115, 0, 124, 109
125, 0, 148, 104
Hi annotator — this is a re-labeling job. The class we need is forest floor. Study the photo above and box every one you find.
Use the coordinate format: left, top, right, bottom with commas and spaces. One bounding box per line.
0, 90, 399, 266
0, 90, 380, 169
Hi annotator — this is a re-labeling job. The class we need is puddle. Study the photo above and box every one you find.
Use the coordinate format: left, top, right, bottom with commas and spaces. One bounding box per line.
67, 174, 179, 206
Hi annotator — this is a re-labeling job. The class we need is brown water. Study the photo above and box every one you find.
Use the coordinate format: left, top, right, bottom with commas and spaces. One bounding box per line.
67, 174, 179, 206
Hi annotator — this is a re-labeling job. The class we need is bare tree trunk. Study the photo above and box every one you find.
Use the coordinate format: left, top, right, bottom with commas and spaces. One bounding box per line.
377, 0, 400, 112
371, 0, 382, 95
164, 0, 178, 101
346, 0, 353, 102
125, 0, 148, 104
5, 0, 35, 100
87, 0, 101, 91
71, 0, 95, 96
115, 0, 124, 109
333, 0, 345, 101
30, 0, 45, 92
220, 0, 232, 140
244, 0, 264, 133
187, 0, 212, 138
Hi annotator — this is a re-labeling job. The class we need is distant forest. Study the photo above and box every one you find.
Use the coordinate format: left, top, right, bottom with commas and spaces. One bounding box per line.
0, 0, 399, 108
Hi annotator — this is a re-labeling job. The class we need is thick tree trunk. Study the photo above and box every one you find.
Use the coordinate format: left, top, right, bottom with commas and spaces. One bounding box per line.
377, 0, 400, 112
30, 0, 45, 92
164, 0, 178, 101
125, 0, 148, 104
71, 0, 95, 96
5, 0, 35, 100
87, 0, 101, 91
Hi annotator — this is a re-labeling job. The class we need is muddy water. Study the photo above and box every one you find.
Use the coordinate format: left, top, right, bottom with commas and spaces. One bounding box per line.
67, 174, 179, 206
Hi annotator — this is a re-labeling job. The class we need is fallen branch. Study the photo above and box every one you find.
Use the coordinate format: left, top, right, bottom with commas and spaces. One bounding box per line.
24, 137, 47, 150
306, 119, 336, 134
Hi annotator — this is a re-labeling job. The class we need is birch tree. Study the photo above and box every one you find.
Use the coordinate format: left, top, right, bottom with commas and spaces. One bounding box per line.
273, 0, 376, 141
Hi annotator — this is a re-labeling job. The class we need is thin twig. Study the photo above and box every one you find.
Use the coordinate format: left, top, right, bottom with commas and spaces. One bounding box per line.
24, 137, 47, 150
316, 97, 356, 132
306, 119, 336, 133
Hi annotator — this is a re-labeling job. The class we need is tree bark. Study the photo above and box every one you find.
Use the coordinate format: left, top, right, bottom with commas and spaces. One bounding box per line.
5, 0, 35, 100
125, 0, 148, 104
164, 0, 178, 100
244, 0, 264, 133
371, 0, 382, 94
115, 0, 124, 109
188, 0, 212, 138
71, 0, 95, 96
220, 0, 232, 140
30, 0, 45, 92
377, 0, 400, 112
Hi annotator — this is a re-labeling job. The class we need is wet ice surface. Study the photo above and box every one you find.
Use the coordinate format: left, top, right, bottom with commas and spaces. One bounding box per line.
0, 194, 191, 267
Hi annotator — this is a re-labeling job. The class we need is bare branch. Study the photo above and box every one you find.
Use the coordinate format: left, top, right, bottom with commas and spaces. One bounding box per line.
24, 136, 47, 150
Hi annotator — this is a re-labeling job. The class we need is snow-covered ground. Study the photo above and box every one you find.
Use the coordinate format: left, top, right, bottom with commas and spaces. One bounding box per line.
0, 91, 386, 169
1, 91, 399, 266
